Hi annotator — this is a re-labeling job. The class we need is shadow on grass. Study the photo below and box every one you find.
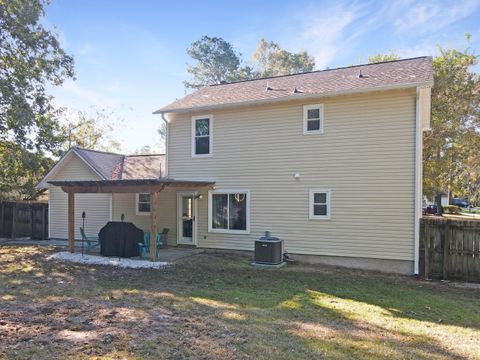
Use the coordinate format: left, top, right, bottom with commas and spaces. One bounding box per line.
1, 246, 478, 359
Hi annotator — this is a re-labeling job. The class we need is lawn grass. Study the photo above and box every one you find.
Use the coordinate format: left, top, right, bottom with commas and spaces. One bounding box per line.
0, 245, 479, 359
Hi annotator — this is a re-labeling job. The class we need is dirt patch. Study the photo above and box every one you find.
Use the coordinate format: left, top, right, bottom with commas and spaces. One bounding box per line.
0, 245, 479, 359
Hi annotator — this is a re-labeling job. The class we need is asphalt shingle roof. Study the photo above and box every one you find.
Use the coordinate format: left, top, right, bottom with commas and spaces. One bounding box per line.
155, 57, 433, 113
73, 148, 124, 180
72, 148, 164, 180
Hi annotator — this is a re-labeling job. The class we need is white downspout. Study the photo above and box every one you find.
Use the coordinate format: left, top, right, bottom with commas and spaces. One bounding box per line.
161, 113, 169, 177
414, 87, 423, 275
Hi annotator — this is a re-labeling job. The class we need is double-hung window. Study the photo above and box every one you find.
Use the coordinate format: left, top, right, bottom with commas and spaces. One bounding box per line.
309, 189, 331, 220
192, 115, 212, 157
136, 193, 151, 215
303, 104, 324, 134
208, 190, 250, 234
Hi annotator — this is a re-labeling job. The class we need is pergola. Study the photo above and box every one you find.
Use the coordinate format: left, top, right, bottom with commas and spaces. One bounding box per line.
48, 178, 215, 261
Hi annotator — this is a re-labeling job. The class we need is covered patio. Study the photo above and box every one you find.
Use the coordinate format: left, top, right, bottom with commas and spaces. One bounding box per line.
48, 178, 214, 261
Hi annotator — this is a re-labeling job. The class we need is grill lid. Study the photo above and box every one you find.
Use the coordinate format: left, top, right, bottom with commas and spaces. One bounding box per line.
259, 231, 279, 241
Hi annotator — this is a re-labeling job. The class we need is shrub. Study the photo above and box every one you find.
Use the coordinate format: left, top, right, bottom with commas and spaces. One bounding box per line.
442, 205, 462, 215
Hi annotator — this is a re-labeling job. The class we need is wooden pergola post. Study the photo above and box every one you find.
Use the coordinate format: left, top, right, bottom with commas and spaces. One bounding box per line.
68, 192, 75, 253
149, 191, 159, 261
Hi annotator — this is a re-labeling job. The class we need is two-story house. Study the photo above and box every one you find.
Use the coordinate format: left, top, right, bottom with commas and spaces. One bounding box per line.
39, 57, 433, 274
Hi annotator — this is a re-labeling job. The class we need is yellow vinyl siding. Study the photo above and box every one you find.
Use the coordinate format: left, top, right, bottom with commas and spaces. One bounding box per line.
167, 89, 416, 261
111, 189, 178, 246
48, 153, 178, 243
48, 155, 111, 240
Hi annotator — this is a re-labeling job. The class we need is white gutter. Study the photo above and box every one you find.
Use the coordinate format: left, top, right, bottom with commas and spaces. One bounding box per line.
414, 87, 423, 275
160, 113, 169, 177
154, 81, 434, 115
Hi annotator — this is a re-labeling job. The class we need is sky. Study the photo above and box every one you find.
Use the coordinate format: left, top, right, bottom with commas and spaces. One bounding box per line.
45, 0, 480, 154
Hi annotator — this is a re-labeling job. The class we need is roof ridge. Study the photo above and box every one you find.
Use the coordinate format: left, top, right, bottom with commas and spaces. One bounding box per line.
208, 56, 432, 87
126, 153, 165, 157
72, 146, 124, 157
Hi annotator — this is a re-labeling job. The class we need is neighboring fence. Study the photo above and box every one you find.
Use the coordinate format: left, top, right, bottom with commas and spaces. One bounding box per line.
0, 201, 48, 240
420, 217, 480, 282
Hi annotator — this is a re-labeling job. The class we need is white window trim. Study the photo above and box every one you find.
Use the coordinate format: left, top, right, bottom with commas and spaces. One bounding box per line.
136, 193, 151, 216
309, 189, 331, 220
208, 189, 250, 234
192, 114, 213, 158
303, 104, 324, 135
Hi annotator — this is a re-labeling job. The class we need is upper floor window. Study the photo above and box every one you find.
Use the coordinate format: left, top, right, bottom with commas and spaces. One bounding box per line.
303, 104, 324, 135
136, 193, 151, 215
309, 189, 331, 220
192, 115, 212, 157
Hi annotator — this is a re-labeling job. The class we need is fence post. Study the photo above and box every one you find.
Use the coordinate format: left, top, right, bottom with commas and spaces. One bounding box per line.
0, 202, 4, 237
42, 205, 46, 239
424, 221, 430, 280
30, 205, 34, 239
443, 220, 450, 280
11, 203, 16, 239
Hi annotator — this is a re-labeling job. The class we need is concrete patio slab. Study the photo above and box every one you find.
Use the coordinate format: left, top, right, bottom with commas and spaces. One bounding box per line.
0, 238, 203, 263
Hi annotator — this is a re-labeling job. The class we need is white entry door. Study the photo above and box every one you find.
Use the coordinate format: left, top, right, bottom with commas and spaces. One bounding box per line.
177, 191, 197, 245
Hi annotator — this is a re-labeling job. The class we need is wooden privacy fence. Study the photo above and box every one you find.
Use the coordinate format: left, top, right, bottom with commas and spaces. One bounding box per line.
420, 217, 480, 282
0, 201, 48, 240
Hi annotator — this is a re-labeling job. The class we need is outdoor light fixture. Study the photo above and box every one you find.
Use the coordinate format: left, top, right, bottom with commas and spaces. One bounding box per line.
294, 172, 301, 179
195, 194, 203, 200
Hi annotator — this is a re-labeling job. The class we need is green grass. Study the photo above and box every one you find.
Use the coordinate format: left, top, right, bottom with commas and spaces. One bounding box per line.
0, 246, 479, 359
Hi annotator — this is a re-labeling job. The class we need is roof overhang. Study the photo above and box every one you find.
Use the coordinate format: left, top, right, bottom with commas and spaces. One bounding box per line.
47, 178, 215, 194
153, 81, 434, 115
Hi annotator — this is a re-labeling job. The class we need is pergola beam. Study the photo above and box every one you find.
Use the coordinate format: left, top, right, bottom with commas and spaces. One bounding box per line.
60, 184, 168, 194
52, 178, 214, 262
150, 191, 159, 261
67, 192, 75, 253
48, 179, 215, 195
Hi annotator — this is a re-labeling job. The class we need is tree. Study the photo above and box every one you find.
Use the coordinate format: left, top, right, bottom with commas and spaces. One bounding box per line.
423, 46, 480, 207
61, 108, 122, 153
0, 141, 54, 200
183, 36, 316, 89
252, 38, 315, 77
133, 145, 152, 155
183, 36, 248, 89
368, 46, 480, 208
0, 0, 74, 200
368, 51, 400, 63
0, 0, 74, 152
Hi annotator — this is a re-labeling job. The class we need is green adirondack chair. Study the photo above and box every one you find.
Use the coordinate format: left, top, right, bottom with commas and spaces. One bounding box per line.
79, 227, 100, 253
138, 232, 163, 260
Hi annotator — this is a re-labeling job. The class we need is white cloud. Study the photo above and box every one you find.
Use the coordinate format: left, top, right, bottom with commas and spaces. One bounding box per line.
103, 79, 124, 93
291, 1, 383, 69
53, 80, 121, 108
397, 42, 438, 58
76, 42, 95, 56
394, 0, 480, 33
298, 10, 356, 68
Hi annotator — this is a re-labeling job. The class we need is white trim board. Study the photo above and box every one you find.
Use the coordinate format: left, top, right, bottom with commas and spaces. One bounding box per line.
303, 104, 324, 135
414, 87, 424, 275
135, 193, 151, 216
176, 191, 198, 245
191, 114, 213, 158
309, 189, 331, 220
208, 189, 251, 235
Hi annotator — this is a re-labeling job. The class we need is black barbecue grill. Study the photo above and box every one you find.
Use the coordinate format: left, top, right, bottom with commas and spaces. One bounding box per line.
99, 221, 143, 257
